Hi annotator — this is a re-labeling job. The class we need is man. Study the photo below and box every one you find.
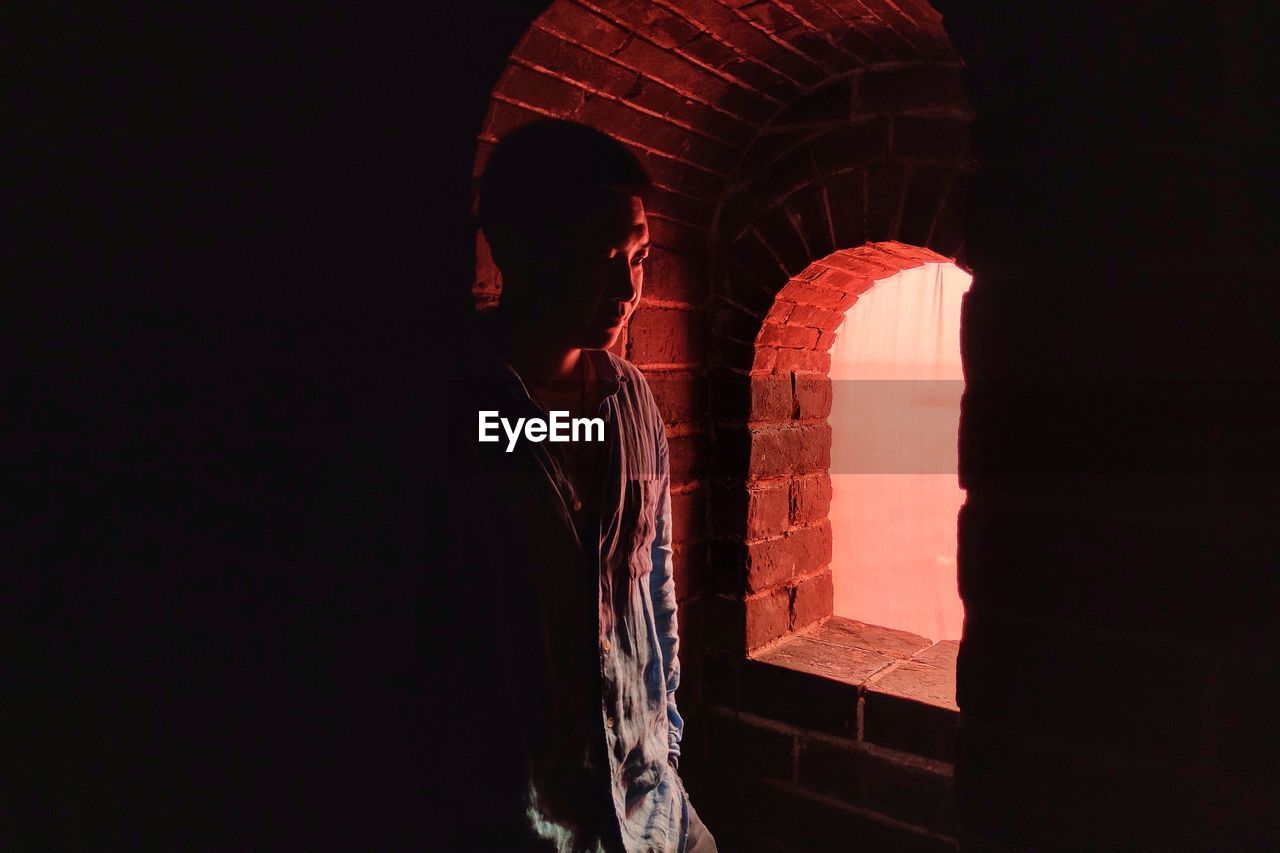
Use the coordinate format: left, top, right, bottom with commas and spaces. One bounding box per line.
436, 119, 717, 852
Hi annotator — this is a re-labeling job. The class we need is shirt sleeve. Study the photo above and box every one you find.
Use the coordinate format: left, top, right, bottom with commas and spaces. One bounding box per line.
648, 415, 684, 766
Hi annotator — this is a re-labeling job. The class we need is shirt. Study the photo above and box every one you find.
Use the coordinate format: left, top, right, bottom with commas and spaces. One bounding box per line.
443, 310, 688, 853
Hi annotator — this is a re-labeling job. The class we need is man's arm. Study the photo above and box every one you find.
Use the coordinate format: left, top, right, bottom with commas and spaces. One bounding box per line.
649, 426, 684, 768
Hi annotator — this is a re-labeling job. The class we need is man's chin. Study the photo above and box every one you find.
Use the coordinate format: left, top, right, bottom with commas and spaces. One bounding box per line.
578, 324, 623, 350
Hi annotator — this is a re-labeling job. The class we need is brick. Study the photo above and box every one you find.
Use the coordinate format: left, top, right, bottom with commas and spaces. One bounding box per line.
787, 303, 845, 333
866, 162, 908, 241
869, 661, 958, 711
778, 281, 845, 309
745, 586, 791, 648
836, 23, 895, 65
627, 306, 704, 366
717, 81, 778, 124
756, 206, 813, 276
751, 345, 779, 373
757, 322, 819, 349
645, 371, 706, 426
773, 79, 855, 125
535, 5, 632, 55
481, 99, 543, 142
784, 184, 835, 260
863, 686, 958, 763
814, 616, 933, 660
744, 521, 829, 593
756, 634, 895, 689
515, 27, 638, 96
739, 657, 860, 738
748, 481, 792, 538
810, 117, 891, 172
716, 189, 758, 245
792, 374, 832, 419
705, 708, 796, 781
789, 472, 832, 524
894, 116, 972, 165
587, 0, 701, 51
797, 735, 863, 801
577, 96, 738, 166
711, 300, 762, 344
744, 536, 794, 592
749, 144, 817, 209
703, 596, 747, 656
860, 64, 968, 114
859, 749, 956, 835
644, 216, 706, 254
710, 336, 753, 374
799, 737, 956, 833
494, 65, 585, 115
776, 30, 851, 80
670, 486, 705, 543
668, 433, 706, 484
672, 542, 705, 600
738, 127, 814, 176
731, 231, 789, 284
708, 540, 747, 596
630, 148, 722, 200
764, 298, 796, 324
738, 423, 832, 478
709, 479, 790, 542
912, 640, 959, 669
773, 347, 830, 375
614, 36, 734, 104
738, 775, 954, 853
790, 567, 833, 630
710, 370, 791, 422
644, 188, 715, 230
717, 56, 798, 102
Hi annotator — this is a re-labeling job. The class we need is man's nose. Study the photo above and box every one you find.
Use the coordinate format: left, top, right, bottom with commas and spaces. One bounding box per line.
607, 255, 638, 302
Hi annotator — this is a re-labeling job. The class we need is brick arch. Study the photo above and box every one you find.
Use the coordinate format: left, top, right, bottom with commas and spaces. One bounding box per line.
706, 241, 953, 655
470, 0, 960, 307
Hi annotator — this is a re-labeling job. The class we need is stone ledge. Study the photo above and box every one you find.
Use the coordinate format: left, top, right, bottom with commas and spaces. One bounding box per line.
746, 615, 959, 760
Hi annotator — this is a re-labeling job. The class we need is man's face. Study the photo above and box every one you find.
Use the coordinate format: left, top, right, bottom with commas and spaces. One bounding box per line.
532, 193, 650, 351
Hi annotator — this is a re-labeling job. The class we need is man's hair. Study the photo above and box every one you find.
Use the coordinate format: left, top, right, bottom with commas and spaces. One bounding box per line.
477, 119, 652, 271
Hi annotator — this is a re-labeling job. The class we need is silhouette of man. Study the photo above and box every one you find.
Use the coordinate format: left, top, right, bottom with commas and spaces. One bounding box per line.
436, 119, 717, 852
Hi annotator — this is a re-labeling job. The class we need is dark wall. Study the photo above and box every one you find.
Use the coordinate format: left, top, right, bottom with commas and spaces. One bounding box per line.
8, 3, 547, 847
934, 3, 1280, 850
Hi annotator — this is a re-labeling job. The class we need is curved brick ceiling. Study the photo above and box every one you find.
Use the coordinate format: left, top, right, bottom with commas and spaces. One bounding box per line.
477, 1, 957, 219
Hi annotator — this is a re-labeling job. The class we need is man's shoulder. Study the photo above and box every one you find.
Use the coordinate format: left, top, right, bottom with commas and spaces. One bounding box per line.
599, 348, 643, 383
598, 350, 657, 406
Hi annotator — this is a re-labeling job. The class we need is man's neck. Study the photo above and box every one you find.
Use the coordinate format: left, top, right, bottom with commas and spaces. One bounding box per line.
494, 306, 583, 383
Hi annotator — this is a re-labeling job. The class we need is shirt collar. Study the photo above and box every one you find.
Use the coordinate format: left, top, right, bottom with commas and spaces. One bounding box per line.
469, 308, 628, 401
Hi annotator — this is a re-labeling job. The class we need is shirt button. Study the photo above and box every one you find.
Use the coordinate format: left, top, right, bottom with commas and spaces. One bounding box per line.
572, 497, 583, 511
602, 638, 611, 653
605, 716, 614, 729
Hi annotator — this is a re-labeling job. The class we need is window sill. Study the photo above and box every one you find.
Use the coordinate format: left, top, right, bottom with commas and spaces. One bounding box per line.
745, 615, 959, 762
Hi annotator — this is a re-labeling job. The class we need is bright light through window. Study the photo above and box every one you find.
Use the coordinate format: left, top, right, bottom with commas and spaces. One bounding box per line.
828, 261, 972, 641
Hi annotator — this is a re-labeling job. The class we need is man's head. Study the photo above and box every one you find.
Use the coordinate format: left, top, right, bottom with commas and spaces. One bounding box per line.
477, 119, 652, 350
